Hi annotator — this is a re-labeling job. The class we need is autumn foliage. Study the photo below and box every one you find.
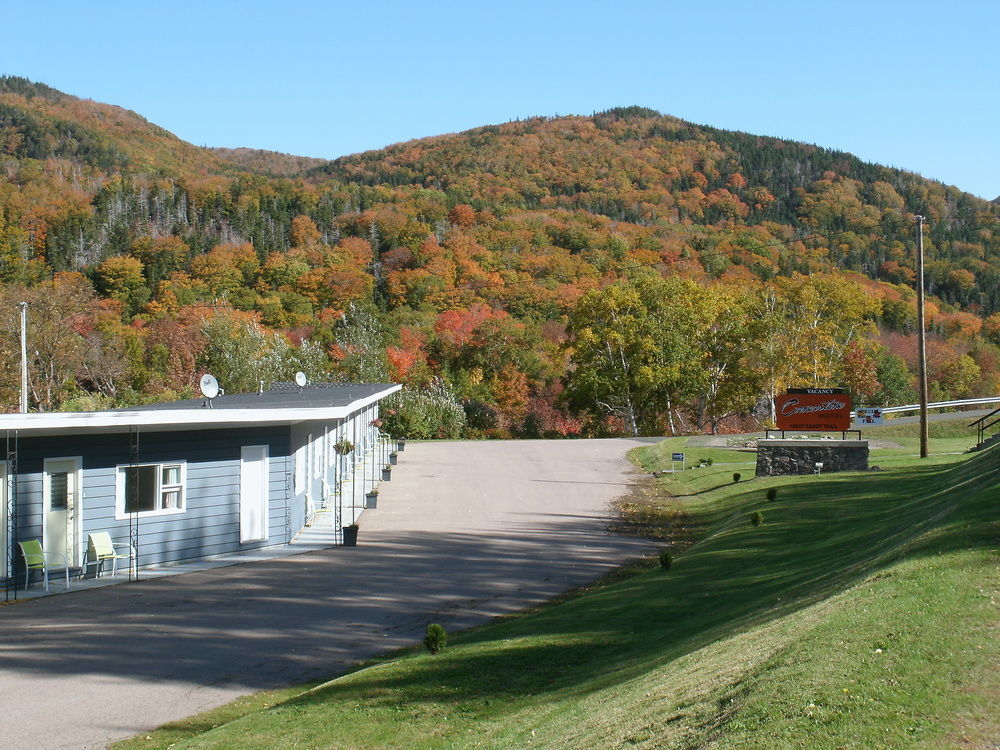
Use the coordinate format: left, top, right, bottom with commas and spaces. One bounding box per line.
1, 80, 999, 435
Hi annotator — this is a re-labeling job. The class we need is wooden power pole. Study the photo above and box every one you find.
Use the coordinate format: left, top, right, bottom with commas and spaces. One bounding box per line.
914, 216, 929, 458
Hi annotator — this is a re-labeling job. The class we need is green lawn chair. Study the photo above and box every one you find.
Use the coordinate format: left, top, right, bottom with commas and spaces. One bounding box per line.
84, 532, 134, 578
17, 539, 69, 591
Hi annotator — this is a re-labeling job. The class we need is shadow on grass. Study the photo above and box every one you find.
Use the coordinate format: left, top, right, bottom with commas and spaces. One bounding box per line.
279, 446, 1000, 716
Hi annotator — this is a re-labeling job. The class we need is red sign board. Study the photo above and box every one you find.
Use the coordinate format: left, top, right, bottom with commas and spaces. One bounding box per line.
775, 392, 852, 431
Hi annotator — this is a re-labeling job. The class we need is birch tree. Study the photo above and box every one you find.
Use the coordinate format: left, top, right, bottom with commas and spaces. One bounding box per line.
565, 275, 708, 436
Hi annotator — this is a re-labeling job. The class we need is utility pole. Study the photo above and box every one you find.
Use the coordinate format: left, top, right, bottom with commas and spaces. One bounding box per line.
19, 301, 28, 414
914, 216, 929, 458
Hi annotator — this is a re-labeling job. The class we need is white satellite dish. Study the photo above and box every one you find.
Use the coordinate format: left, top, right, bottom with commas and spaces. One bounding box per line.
200, 373, 220, 400
294, 371, 308, 388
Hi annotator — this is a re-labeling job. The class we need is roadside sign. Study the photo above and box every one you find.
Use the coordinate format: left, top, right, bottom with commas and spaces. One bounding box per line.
855, 407, 884, 426
775, 392, 853, 431
671, 452, 685, 461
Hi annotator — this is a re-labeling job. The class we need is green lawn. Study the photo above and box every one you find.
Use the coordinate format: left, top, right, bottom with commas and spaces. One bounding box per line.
117, 434, 999, 750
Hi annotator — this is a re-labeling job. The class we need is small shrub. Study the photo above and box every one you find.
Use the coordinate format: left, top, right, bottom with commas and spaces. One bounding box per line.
706, 457, 714, 466
766, 488, 777, 502
424, 623, 447, 654
732, 472, 742, 483
659, 550, 673, 570
751, 511, 764, 527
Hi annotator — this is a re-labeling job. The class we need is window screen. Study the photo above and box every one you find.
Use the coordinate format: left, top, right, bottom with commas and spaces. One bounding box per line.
49, 471, 69, 510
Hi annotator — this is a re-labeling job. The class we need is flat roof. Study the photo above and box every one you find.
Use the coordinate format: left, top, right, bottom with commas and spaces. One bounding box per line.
126, 383, 396, 411
0, 383, 401, 437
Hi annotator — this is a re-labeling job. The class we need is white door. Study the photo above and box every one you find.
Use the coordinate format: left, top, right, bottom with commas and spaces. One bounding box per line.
44, 458, 82, 566
240, 446, 269, 543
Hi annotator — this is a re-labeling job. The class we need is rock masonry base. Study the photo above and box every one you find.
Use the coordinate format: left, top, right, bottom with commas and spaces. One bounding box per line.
755, 439, 869, 476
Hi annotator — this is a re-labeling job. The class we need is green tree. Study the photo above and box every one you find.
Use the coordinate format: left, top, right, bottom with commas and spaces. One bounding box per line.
872, 348, 915, 406
93, 255, 149, 316
695, 288, 765, 433
380, 380, 466, 439
565, 275, 709, 436
332, 303, 390, 382
198, 310, 293, 393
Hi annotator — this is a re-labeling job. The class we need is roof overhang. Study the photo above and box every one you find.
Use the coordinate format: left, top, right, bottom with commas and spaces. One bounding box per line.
0, 384, 401, 438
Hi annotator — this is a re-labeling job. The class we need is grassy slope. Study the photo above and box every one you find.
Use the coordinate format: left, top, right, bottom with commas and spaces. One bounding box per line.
117, 432, 998, 749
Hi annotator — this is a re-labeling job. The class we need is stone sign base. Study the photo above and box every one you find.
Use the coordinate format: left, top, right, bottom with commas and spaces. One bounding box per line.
756, 439, 869, 477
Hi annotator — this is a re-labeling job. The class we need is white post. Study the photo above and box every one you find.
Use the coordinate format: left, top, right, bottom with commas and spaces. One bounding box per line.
19, 301, 28, 414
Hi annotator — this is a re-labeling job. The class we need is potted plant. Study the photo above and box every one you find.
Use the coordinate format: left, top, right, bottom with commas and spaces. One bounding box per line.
334, 438, 354, 455
389, 451, 398, 466
342, 523, 359, 546
381, 464, 392, 481
365, 488, 378, 509
396, 438, 406, 452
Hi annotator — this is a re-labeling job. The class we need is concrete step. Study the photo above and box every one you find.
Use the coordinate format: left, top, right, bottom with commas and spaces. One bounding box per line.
970, 432, 1000, 451
290, 525, 342, 548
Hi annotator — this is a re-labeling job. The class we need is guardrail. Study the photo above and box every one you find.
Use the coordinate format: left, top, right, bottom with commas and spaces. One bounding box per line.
850, 396, 1000, 418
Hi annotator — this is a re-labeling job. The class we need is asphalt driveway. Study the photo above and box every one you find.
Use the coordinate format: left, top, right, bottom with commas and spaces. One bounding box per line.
0, 438, 658, 749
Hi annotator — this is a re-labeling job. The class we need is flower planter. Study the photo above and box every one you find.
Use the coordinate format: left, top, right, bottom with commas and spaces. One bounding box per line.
396, 439, 406, 452
365, 492, 378, 509
381, 468, 392, 481
389, 452, 398, 466
342, 525, 358, 546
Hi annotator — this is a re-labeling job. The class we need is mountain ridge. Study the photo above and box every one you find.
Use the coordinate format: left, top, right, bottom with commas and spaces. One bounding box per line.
1, 77, 999, 430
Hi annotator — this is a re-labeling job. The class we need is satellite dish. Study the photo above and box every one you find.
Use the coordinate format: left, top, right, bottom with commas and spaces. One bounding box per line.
200, 373, 220, 400
294, 371, 308, 388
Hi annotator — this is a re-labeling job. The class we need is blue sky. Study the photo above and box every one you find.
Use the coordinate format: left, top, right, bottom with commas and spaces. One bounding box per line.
4, 1, 997, 199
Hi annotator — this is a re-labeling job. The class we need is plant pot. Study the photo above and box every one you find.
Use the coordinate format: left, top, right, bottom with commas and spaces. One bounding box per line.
381, 468, 392, 481
397, 439, 406, 452
389, 452, 398, 466
342, 526, 358, 546
365, 492, 378, 509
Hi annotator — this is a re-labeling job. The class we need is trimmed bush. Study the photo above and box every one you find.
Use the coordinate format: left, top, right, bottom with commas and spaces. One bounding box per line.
733, 472, 742, 483
424, 623, 447, 654
659, 550, 673, 570
706, 457, 714, 466
751, 511, 764, 527
766, 488, 778, 502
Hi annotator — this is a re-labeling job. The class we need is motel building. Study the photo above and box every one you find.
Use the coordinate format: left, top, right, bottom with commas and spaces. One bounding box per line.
0, 381, 400, 599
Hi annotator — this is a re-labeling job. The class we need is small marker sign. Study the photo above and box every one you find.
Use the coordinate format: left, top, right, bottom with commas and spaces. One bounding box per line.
855, 407, 884, 426
672, 452, 685, 461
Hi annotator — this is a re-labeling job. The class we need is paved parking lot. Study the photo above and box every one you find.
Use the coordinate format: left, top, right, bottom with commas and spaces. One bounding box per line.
0, 438, 657, 749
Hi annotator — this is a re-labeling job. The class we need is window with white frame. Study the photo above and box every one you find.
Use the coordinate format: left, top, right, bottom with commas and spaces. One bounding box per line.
117, 462, 186, 517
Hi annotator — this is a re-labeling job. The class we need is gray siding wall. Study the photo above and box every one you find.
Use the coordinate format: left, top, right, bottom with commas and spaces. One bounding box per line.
9, 425, 292, 570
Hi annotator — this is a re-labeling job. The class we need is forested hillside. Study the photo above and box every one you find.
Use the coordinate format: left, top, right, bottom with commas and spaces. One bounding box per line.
1, 79, 998, 436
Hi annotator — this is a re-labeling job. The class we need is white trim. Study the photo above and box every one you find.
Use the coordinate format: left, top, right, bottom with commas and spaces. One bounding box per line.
0, 385, 402, 435
114, 461, 188, 521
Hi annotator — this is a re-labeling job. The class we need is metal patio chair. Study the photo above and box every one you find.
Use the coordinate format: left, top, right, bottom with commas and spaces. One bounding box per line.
17, 539, 70, 591
84, 532, 134, 578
